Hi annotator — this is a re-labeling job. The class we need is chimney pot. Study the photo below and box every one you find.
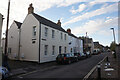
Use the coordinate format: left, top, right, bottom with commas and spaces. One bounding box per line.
67, 28, 71, 34
57, 20, 61, 27
28, 3, 34, 14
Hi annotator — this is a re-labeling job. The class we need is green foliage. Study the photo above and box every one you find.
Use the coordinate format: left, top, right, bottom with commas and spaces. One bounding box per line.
110, 41, 116, 51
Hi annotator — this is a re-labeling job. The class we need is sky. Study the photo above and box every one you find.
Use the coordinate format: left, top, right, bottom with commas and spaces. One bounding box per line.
0, 0, 119, 46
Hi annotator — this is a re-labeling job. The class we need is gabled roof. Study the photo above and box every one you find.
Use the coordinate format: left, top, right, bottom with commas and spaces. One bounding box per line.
14, 20, 22, 29
32, 13, 67, 33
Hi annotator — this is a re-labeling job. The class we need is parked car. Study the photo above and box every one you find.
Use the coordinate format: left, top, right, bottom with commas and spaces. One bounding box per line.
80, 52, 86, 59
0, 66, 9, 79
56, 53, 77, 64
93, 50, 101, 55
74, 53, 81, 60
84, 51, 91, 58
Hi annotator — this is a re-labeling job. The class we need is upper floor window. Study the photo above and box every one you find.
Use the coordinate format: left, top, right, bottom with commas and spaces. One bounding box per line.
45, 27, 48, 37
33, 26, 36, 38
64, 34, 66, 40
61, 32, 63, 40
52, 30, 55, 38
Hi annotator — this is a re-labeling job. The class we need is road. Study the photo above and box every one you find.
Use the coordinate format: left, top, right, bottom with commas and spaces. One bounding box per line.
16, 53, 108, 79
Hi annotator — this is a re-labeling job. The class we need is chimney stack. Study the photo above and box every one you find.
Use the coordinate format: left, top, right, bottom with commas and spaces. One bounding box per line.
67, 28, 71, 34
28, 3, 34, 14
57, 20, 61, 27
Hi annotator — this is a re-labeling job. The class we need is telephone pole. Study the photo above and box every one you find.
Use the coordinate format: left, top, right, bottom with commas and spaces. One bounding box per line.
4, 0, 10, 55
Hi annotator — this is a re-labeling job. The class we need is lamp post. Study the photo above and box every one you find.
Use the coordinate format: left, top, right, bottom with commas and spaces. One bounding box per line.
110, 28, 116, 58
4, 0, 10, 55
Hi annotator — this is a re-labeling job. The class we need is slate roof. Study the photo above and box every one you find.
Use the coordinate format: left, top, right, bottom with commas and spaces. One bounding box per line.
68, 33, 78, 38
14, 20, 22, 29
32, 13, 67, 33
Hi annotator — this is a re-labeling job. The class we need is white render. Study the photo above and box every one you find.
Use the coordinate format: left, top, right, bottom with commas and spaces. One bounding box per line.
40, 24, 68, 63
20, 14, 69, 63
8, 21, 20, 59
68, 35, 83, 54
0, 13, 3, 47
20, 14, 40, 62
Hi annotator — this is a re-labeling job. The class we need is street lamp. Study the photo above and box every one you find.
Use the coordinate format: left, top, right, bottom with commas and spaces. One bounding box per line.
110, 28, 116, 58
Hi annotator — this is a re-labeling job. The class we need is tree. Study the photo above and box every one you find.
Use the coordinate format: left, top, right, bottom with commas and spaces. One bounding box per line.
110, 41, 116, 51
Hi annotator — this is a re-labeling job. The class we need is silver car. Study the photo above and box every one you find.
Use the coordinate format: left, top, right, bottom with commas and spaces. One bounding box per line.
0, 66, 9, 79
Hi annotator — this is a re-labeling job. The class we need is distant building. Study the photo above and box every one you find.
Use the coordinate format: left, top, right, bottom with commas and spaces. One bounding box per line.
79, 36, 94, 54
94, 42, 104, 52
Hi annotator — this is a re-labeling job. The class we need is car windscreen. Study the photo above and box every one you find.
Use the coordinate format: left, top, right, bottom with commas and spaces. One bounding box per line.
57, 54, 65, 58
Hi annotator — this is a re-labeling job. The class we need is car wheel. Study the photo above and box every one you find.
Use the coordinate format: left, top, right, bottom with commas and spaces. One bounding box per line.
76, 58, 79, 61
68, 60, 71, 64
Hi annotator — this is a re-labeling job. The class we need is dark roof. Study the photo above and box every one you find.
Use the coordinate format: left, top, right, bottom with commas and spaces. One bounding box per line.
68, 33, 78, 38
32, 13, 67, 33
14, 20, 22, 29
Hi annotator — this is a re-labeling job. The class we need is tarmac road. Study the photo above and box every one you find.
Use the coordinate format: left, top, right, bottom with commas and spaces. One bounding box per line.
15, 53, 108, 79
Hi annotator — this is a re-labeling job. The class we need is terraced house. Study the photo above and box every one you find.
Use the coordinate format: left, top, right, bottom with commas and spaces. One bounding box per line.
7, 4, 83, 63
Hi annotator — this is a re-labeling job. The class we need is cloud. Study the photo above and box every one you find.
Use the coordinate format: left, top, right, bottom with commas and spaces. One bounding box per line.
70, 4, 87, 14
63, 3, 118, 26
71, 17, 118, 36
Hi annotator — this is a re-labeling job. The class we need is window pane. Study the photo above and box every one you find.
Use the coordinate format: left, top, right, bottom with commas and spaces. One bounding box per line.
45, 27, 48, 37
33, 26, 36, 37
52, 30, 55, 38
44, 45, 48, 55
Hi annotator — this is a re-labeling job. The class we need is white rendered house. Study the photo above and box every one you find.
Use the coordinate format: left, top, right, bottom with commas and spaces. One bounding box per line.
8, 20, 22, 59
20, 4, 69, 63
67, 29, 83, 54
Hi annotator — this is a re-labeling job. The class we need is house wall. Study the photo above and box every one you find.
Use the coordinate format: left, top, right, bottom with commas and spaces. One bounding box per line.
67, 35, 83, 54
67, 36, 76, 53
40, 24, 68, 63
0, 13, 3, 47
8, 22, 19, 59
20, 14, 40, 62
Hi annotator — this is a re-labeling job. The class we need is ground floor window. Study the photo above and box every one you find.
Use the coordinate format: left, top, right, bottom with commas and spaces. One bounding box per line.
64, 47, 66, 53
44, 45, 48, 55
52, 46, 55, 55
59, 46, 62, 54
8, 48, 11, 54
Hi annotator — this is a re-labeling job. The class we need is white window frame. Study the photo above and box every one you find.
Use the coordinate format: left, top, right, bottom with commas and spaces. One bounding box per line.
45, 27, 48, 37
61, 32, 63, 40
44, 45, 48, 55
64, 34, 66, 40
52, 30, 55, 38
33, 26, 36, 38
52, 46, 55, 55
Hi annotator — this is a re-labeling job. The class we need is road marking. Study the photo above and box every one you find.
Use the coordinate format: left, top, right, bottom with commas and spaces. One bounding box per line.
17, 66, 57, 78
83, 56, 107, 80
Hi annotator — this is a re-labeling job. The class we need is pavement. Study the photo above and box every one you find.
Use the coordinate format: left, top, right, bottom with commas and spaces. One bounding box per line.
8, 60, 57, 78
89, 52, 119, 79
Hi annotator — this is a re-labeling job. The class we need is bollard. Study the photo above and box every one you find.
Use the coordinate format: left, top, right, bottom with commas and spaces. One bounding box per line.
106, 56, 109, 62
97, 64, 101, 80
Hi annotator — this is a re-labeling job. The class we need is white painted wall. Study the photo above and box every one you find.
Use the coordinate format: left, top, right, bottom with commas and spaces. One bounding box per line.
0, 13, 3, 47
40, 24, 68, 63
68, 35, 83, 54
20, 14, 40, 62
8, 21, 19, 59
